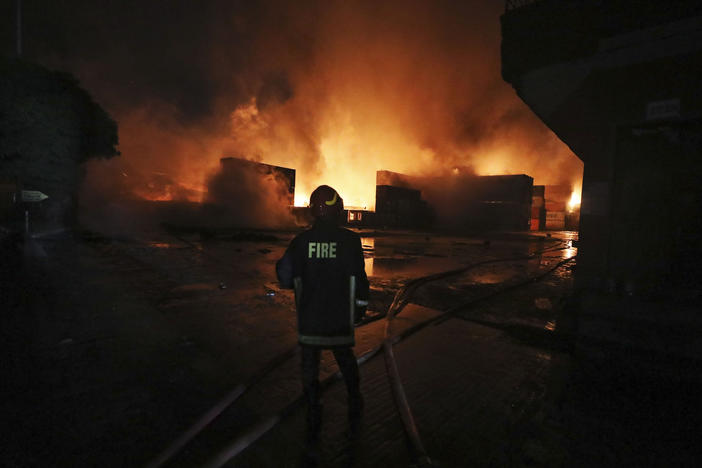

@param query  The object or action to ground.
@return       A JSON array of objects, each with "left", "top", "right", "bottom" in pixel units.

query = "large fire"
[
  {"left": 83, "top": 1, "right": 584, "bottom": 213},
  {"left": 116, "top": 94, "right": 583, "bottom": 209}
]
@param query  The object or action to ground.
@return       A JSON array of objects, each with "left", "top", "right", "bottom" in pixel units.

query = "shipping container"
[
  {"left": 545, "top": 219, "right": 566, "bottom": 230},
  {"left": 375, "top": 185, "right": 421, "bottom": 213},
  {"left": 545, "top": 201, "right": 566, "bottom": 212},
  {"left": 546, "top": 211, "right": 566, "bottom": 220},
  {"left": 376, "top": 170, "right": 532, "bottom": 231},
  {"left": 545, "top": 210, "right": 566, "bottom": 230},
  {"left": 375, "top": 185, "right": 431, "bottom": 228},
  {"left": 544, "top": 185, "right": 571, "bottom": 203}
]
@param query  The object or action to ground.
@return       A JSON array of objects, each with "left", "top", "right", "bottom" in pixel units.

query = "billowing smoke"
[
  {"left": 205, "top": 159, "right": 295, "bottom": 230},
  {"left": 13, "top": 0, "right": 583, "bottom": 220}
]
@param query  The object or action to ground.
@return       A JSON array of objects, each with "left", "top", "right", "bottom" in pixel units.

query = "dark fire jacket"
[{"left": 277, "top": 219, "right": 369, "bottom": 347}]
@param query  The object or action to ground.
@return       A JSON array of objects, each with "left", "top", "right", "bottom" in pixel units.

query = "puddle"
[
  {"left": 452, "top": 265, "right": 523, "bottom": 285},
  {"left": 361, "top": 233, "right": 576, "bottom": 282},
  {"left": 361, "top": 236, "right": 466, "bottom": 278},
  {"left": 461, "top": 270, "right": 514, "bottom": 285},
  {"left": 364, "top": 257, "right": 374, "bottom": 275},
  {"left": 562, "top": 243, "right": 578, "bottom": 259},
  {"left": 150, "top": 242, "right": 175, "bottom": 249},
  {"left": 364, "top": 256, "right": 462, "bottom": 278}
]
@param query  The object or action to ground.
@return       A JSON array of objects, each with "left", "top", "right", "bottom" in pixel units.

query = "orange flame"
[
  {"left": 567, "top": 188, "right": 582, "bottom": 212},
  {"left": 82, "top": 2, "right": 585, "bottom": 214},
  {"left": 117, "top": 96, "right": 584, "bottom": 209}
]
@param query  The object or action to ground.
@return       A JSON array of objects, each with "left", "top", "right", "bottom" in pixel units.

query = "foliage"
[{"left": 0, "top": 58, "right": 119, "bottom": 184}]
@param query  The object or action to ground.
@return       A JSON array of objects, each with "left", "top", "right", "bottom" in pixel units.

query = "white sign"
[
  {"left": 21, "top": 190, "right": 49, "bottom": 202},
  {"left": 646, "top": 98, "right": 680, "bottom": 121}
]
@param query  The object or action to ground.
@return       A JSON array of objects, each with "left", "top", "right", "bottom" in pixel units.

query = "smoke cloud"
[
  {"left": 10, "top": 0, "right": 583, "bottom": 218},
  {"left": 205, "top": 159, "right": 296, "bottom": 230}
]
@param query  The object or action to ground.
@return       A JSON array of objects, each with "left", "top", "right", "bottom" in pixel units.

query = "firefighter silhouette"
[{"left": 277, "top": 185, "right": 368, "bottom": 464}]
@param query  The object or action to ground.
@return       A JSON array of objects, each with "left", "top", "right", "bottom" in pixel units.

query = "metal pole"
[
  {"left": 25, "top": 209, "right": 29, "bottom": 236},
  {"left": 16, "top": 0, "right": 22, "bottom": 57}
]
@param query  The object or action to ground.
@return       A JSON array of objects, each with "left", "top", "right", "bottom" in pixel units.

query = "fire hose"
[{"left": 381, "top": 254, "right": 577, "bottom": 467}]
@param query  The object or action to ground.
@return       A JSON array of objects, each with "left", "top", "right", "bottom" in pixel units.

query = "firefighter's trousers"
[{"left": 301, "top": 345, "right": 361, "bottom": 440}]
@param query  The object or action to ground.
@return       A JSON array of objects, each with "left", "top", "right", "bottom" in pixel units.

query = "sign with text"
[{"left": 21, "top": 190, "right": 49, "bottom": 202}]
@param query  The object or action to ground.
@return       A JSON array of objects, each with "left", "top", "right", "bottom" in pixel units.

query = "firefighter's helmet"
[{"left": 309, "top": 185, "right": 344, "bottom": 220}]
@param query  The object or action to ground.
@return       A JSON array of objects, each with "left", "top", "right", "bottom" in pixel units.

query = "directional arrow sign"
[{"left": 21, "top": 190, "right": 49, "bottom": 202}]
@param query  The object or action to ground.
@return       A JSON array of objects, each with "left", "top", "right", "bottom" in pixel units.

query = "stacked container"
[{"left": 530, "top": 185, "right": 546, "bottom": 230}]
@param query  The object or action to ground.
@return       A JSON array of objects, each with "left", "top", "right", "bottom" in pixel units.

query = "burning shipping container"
[
  {"left": 376, "top": 170, "right": 532, "bottom": 231},
  {"left": 375, "top": 184, "right": 433, "bottom": 228},
  {"left": 530, "top": 185, "right": 546, "bottom": 230},
  {"left": 543, "top": 184, "right": 580, "bottom": 230}
]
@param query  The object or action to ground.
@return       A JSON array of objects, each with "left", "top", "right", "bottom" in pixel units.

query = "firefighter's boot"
[
  {"left": 305, "top": 403, "right": 323, "bottom": 446},
  {"left": 301, "top": 403, "right": 322, "bottom": 467},
  {"left": 348, "top": 394, "right": 364, "bottom": 439}
]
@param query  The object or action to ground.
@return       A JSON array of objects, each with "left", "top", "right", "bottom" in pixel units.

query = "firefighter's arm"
[
  {"left": 353, "top": 236, "right": 370, "bottom": 323},
  {"left": 276, "top": 242, "right": 295, "bottom": 289}
]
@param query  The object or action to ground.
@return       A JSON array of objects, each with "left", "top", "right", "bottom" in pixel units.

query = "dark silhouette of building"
[
  {"left": 502, "top": 0, "right": 702, "bottom": 358},
  {"left": 0, "top": 58, "right": 118, "bottom": 230}
]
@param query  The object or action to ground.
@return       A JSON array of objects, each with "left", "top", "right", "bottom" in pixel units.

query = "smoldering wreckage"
[{"left": 67, "top": 155, "right": 579, "bottom": 235}]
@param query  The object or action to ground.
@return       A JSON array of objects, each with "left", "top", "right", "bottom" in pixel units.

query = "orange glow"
[
  {"left": 132, "top": 183, "right": 206, "bottom": 203},
  {"left": 294, "top": 194, "right": 309, "bottom": 207},
  {"left": 96, "top": 3, "right": 585, "bottom": 212},
  {"left": 133, "top": 189, "right": 173, "bottom": 202},
  {"left": 568, "top": 188, "right": 582, "bottom": 211},
  {"left": 116, "top": 96, "right": 583, "bottom": 208}
]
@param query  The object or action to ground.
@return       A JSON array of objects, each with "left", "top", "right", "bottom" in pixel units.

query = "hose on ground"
[{"left": 153, "top": 240, "right": 573, "bottom": 467}]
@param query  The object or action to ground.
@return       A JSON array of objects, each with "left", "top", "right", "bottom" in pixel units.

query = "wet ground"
[{"left": 2, "top": 227, "right": 699, "bottom": 467}]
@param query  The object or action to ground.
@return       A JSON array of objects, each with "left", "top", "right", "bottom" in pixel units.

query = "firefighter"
[{"left": 276, "top": 185, "right": 368, "bottom": 463}]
